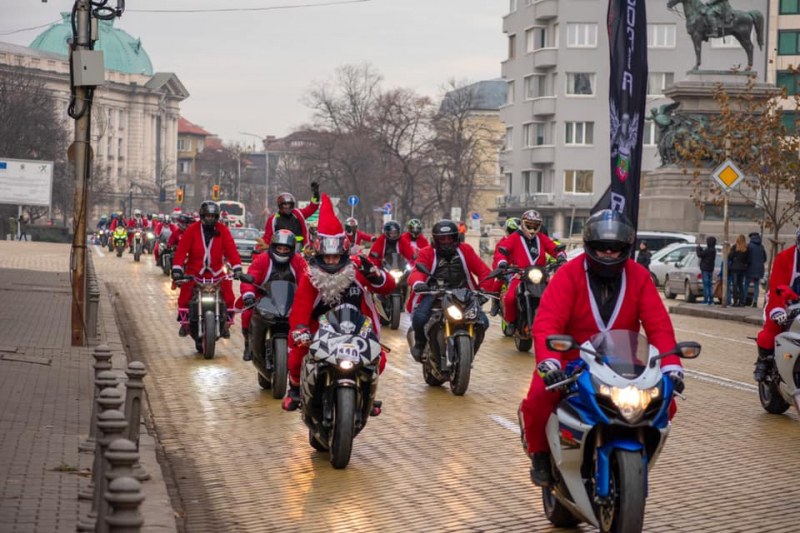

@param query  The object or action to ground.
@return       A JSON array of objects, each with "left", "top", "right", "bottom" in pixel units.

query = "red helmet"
[
  {"left": 520, "top": 209, "right": 543, "bottom": 238},
  {"left": 276, "top": 192, "right": 296, "bottom": 207}
]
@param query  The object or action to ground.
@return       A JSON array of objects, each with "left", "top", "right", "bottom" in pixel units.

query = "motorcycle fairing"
[{"left": 595, "top": 440, "right": 644, "bottom": 499}]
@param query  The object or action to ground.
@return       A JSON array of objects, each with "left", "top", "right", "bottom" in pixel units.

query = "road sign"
[
  {"left": 471, "top": 212, "right": 480, "bottom": 220},
  {"left": 0, "top": 158, "right": 54, "bottom": 206},
  {"left": 348, "top": 195, "right": 359, "bottom": 207},
  {"left": 711, "top": 159, "right": 745, "bottom": 192},
  {"left": 383, "top": 202, "right": 392, "bottom": 215},
  {"left": 450, "top": 207, "right": 462, "bottom": 222}
]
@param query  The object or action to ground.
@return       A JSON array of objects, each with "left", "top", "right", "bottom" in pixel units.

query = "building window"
[
  {"left": 506, "top": 172, "right": 513, "bottom": 194},
  {"left": 777, "top": 71, "right": 800, "bottom": 96},
  {"left": 179, "top": 160, "right": 190, "bottom": 174},
  {"left": 779, "top": 31, "right": 800, "bottom": 55},
  {"left": 536, "top": 123, "right": 547, "bottom": 145},
  {"left": 642, "top": 120, "right": 658, "bottom": 146},
  {"left": 566, "top": 23, "right": 597, "bottom": 48},
  {"left": 565, "top": 122, "right": 594, "bottom": 145},
  {"left": 508, "top": 34, "right": 517, "bottom": 60},
  {"left": 522, "top": 123, "right": 534, "bottom": 147},
  {"left": 709, "top": 37, "right": 740, "bottom": 49},
  {"left": 506, "top": 80, "right": 515, "bottom": 105},
  {"left": 566, "top": 72, "right": 595, "bottom": 96},
  {"left": 647, "top": 72, "right": 674, "bottom": 96},
  {"left": 509, "top": 0, "right": 517, "bottom": 12},
  {"left": 525, "top": 75, "right": 547, "bottom": 99},
  {"left": 526, "top": 27, "right": 547, "bottom": 52},
  {"left": 782, "top": 111, "right": 799, "bottom": 133},
  {"left": 780, "top": 0, "right": 800, "bottom": 14},
  {"left": 568, "top": 216, "right": 587, "bottom": 236},
  {"left": 564, "top": 170, "right": 593, "bottom": 194},
  {"left": 178, "top": 139, "right": 187, "bottom": 151},
  {"left": 522, "top": 170, "right": 546, "bottom": 193},
  {"left": 647, "top": 24, "right": 676, "bottom": 48},
  {"left": 504, "top": 127, "right": 513, "bottom": 151}
]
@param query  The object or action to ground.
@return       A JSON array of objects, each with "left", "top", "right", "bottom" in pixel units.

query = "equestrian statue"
[{"left": 667, "top": 0, "right": 764, "bottom": 70}]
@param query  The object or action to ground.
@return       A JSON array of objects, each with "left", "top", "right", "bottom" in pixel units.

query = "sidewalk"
[
  {"left": 0, "top": 242, "right": 176, "bottom": 532},
  {"left": 669, "top": 300, "right": 765, "bottom": 326}
]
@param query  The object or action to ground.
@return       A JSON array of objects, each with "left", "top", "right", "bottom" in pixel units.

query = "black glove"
[
  {"left": 243, "top": 295, "right": 256, "bottom": 308},
  {"left": 358, "top": 258, "right": 382, "bottom": 284},
  {"left": 538, "top": 360, "right": 566, "bottom": 389},
  {"left": 426, "top": 276, "right": 439, "bottom": 288},
  {"left": 311, "top": 181, "right": 320, "bottom": 200},
  {"left": 233, "top": 267, "right": 242, "bottom": 280},
  {"left": 171, "top": 268, "right": 183, "bottom": 281},
  {"left": 556, "top": 253, "right": 567, "bottom": 265},
  {"left": 668, "top": 371, "right": 685, "bottom": 394}
]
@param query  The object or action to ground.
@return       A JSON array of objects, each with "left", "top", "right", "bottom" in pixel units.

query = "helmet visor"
[
  {"left": 586, "top": 240, "right": 629, "bottom": 254},
  {"left": 523, "top": 220, "right": 541, "bottom": 232}
]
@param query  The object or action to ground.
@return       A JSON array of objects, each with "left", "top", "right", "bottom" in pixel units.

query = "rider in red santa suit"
[
  {"left": 490, "top": 209, "right": 566, "bottom": 333},
  {"left": 282, "top": 194, "right": 396, "bottom": 412},
  {"left": 261, "top": 182, "right": 320, "bottom": 249},
  {"left": 239, "top": 230, "right": 307, "bottom": 361},
  {"left": 171, "top": 202, "right": 243, "bottom": 342},
  {"left": 754, "top": 228, "right": 800, "bottom": 382},
  {"left": 399, "top": 219, "right": 429, "bottom": 256},
  {"left": 344, "top": 217, "right": 375, "bottom": 253},
  {"left": 368, "top": 220, "right": 417, "bottom": 267},
  {"left": 520, "top": 209, "right": 684, "bottom": 487},
  {"left": 126, "top": 209, "right": 149, "bottom": 252}
]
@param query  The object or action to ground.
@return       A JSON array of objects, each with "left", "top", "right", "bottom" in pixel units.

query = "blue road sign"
[
  {"left": 348, "top": 195, "right": 359, "bottom": 206},
  {"left": 383, "top": 202, "right": 392, "bottom": 215},
  {"left": 471, "top": 212, "right": 480, "bottom": 220}
]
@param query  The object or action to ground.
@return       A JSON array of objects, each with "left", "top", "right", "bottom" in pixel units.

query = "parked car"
[
  {"left": 648, "top": 242, "right": 719, "bottom": 286},
  {"left": 231, "top": 227, "right": 262, "bottom": 263},
  {"left": 663, "top": 250, "right": 754, "bottom": 304}
]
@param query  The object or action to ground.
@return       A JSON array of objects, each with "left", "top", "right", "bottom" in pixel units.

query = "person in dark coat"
[
  {"left": 636, "top": 241, "right": 651, "bottom": 270},
  {"left": 697, "top": 236, "right": 717, "bottom": 305},
  {"left": 728, "top": 234, "right": 750, "bottom": 307},
  {"left": 746, "top": 232, "right": 767, "bottom": 307}
]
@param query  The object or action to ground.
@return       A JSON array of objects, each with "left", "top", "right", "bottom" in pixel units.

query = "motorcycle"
[
  {"left": 375, "top": 252, "right": 409, "bottom": 330},
  {"left": 177, "top": 272, "right": 252, "bottom": 359},
  {"left": 144, "top": 230, "right": 157, "bottom": 255},
  {"left": 112, "top": 227, "right": 128, "bottom": 257},
  {"left": 132, "top": 229, "right": 144, "bottom": 262},
  {"left": 97, "top": 228, "right": 109, "bottom": 247},
  {"left": 249, "top": 279, "right": 295, "bottom": 399},
  {"left": 759, "top": 286, "right": 800, "bottom": 416},
  {"left": 405, "top": 263, "right": 487, "bottom": 396},
  {"left": 300, "top": 304, "right": 383, "bottom": 469},
  {"left": 526, "top": 331, "right": 700, "bottom": 532}
]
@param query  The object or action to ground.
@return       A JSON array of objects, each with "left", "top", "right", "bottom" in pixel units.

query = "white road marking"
[
  {"left": 684, "top": 369, "right": 757, "bottom": 393},
  {"left": 93, "top": 245, "right": 105, "bottom": 257},
  {"left": 490, "top": 414, "right": 521, "bottom": 435},
  {"left": 385, "top": 364, "right": 413, "bottom": 378},
  {"left": 674, "top": 326, "right": 754, "bottom": 347}
]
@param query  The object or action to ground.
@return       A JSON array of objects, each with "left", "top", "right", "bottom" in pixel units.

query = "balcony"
[
  {"left": 530, "top": 145, "right": 555, "bottom": 164},
  {"left": 534, "top": 0, "right": 558, "bottom": 20},
  {"left": 533, "top": 47, "right": 557, "bottom": 69},
  {"left": 531, "top": 96, "right": 556, "bottom": 116},
  {"left": 495, "top": 193, "right": 556, "bottom": 209}
]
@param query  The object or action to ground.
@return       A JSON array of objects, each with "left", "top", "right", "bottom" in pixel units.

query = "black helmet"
[
  {"left": 270, "top": 229, "right": 296, "bottom": 264},
  {"left": 582, "top": 209, "right": 635, "bottom": 278},
  {"left": 406, "top": 218, "right": 422, "bottom": 237},
  {"left": 431, "top": 219, "right": 459, "bottom": 258},
  {"left": 178, "top": 213, "right": 194, "bottom": 229},
  {"left": 345, "top": 217, "right": 358, "bottom": 236},
  {"left": 311, "top": 234, "right": 351, "bottom": 274},
  {"left": 199, "top": 201, "right": 220, "bottom": 227},
  {"left": 383, "top": 220, "right": 401, "bottom": 242}
]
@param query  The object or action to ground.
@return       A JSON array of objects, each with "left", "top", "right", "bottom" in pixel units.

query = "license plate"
[{"left": 335, "top": 343, "right": 359, "bottom": 362}]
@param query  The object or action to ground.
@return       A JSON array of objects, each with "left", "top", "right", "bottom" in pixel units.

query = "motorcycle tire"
[
  {"left": 202, "top": 310, "right": 216, "bottom": 360},
  {"left": 514, "top": 334, "right": 533, "bottom": 352},
  {"left": 257, "top": 373, "right": 271, "bottom": 390},
  {"left": 134, "top": 245, "right": 142, "bottom": 263},
  {"left": 542, "top": 487, "right": 580, "bottom": 528},
  {"left": 116, "top": 247, "right": 123, "bottom": 258},
  {"left": 596, "top": 450, "right": 645, "bottom": 533},
  {"left": 390, "top": 296, "right": 402, "bottom": 330},
  {"left": 330, "top": 387, "right": 356, "bottom": 469},
  {"left": 108, "top": 242, "right": 114, "bottom": 252},
  {"left": 758, "top": 380, "right": 790, "bottom": 414},
  {"left": 449, "top": 336, "right": 473, "bottom": 396},
  {"left": 271, "top": 337, "right": 288, "bottom": 400},
  {"left": 501, "top": 319, "right": 513, "bottom": 337},
  {"left": 309, "top": 429, "right": 329, "bottom": 452},
  {"left": 422, "top": 363, "right": 445, "bottom": 386}
]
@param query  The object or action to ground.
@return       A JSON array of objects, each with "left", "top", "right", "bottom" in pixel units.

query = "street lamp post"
[{"left": 239, "top": 131, "right": 267, "bottom": 215}]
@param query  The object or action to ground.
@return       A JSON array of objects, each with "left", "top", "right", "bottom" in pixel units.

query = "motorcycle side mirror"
[
  {"left": 416, "top": 263, "right": 432, "bottom": 276},
  {"left": 649, "top": 341, "right": 701, "bottom": 367},
  {"left": 484, "top": 268, "right": 502, "bottom": 281},
  {"left": 554, "top": 243, "right": 567, "bottom": 253},
  {"left": 546, "top": 335, "right": 577, "bottom": 353}
]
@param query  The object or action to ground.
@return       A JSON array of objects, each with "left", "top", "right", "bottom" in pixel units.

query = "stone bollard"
[
  {"left": 86, "top": 281, "right": 100, "bottom": 340},
  {"left": 79, "top": 346, "right": 114, "bottom": 453},
  {"left": 124, "top": 361, "right": 150, "bottom": 481},
  {"left": 78, "top": 373, "right": 120, "bottom": 501},
  {"left": 94, "top": 410, "right": 128, "bottom": 533},
  {"left": 105, "top": 477, "right": 144, "bottom": 533}
]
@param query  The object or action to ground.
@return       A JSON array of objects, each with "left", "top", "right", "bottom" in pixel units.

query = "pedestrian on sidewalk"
[
  {"left": 729, "top": 234, "right": 750, "bottom": 307},
  {"left": 696, "top": 235, "right": 717, "bottom": 305},
  {"left": 18, "top": 215, "right": 28, "bottom": 241},
  {"left": 746, "top": 232, "right": 767, "bottom": 308},
  {"left": 636, "top": 241, "right": 651, "bottom": 271}
]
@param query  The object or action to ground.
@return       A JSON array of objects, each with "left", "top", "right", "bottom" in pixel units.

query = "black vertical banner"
[{"left": 605, "top": 0, "right": 648, "bottom": 230}]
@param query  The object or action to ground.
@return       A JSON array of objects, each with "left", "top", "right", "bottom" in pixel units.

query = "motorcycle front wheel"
[
  {"left": 390, "top": 295, "right": 402, "bottom": 330},
  {"left": 271, "top": 337, "right": 288, "bottom": 400},
  {"left": 514, "top": 332, "right": 532, "bottom": 352},
  {"left": 596, "top": 450, "right": 645, "bottom": 533},
  {"left": 202, "top": 310, "right": 216, "bottom": 360},
  {"left": 134, "top": 244, "right": 142, "bottom": 262},
  {"left": 542, "top": 487, "right": 580, "bottom": 528},
  {"left": 758, "top": 380, "right": 790, "bottom": 414},
  {"left": 330, "top": 387, "right": 356, "bottom": 469},
  {"left": 501, "top": 319, "right": 513, "bottom": 337},
  {"left": 422, "top": 363, "right": 445, "bottom": 386},
  {"left": 449, "top": 335, "right": 473, "bottom": 396}
]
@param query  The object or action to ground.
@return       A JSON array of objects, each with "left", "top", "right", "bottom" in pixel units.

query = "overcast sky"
[{"left": 2, "top": 0, "right": 506, "bottom": 145}]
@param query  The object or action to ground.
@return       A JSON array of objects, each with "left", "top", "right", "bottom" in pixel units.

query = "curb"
[{"left": 669, "top": 303, "right": 764, "bottom": 326}]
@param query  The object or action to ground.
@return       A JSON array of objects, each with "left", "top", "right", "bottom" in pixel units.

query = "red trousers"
[
  {"left": 520, "top": 371, "right": 677, "bottom": 454},
  {"left": 757, "top": 319, "right": 781, "bottom": 351},
  {"left": 177, "top": 279, "right": 235, "bottom": 310},
  {"left": 503, "top": 278, "right": 521, "bottom": 325},
  {"left": 288, "top": 339, "right": 387, "bottom": 384}
]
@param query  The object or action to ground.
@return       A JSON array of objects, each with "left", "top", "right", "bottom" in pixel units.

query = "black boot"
[
  {"left": 754, "top": 346, "right": 774, "bottom": 383},
  {"left": 411, "top": 328, "right": 426, "bottom": 362},
  {"left": 282, "top": 384, "right": 301, "bottom": 411},
  {"left": 530, "top": 452, "right": 554, "bottom": 488},
  {"left": 490, "top": 298, "right": 501, "bottom": 317},
  {"left": 242, "top": 328, "right": 252, "bottom": 361}
]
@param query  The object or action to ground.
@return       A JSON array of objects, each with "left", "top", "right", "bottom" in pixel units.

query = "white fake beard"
[{"left": 308, "top": 261, "right": 356, "bottom": 307}]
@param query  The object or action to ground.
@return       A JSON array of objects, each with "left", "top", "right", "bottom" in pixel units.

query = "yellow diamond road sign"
[{"left": 711, "top": 159, "right": 745, "bottom": 192}]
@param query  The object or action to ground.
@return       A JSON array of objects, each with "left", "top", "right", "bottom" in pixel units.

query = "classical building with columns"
[{"left": 0, "top": 12, "right": 188, "bottom": 216}]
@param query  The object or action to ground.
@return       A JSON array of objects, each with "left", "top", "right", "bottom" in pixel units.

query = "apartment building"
[{"left": 497, "top": 0, "right": 767, "bottom": 238}]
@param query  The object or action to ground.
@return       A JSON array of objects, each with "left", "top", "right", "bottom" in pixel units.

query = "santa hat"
[{"left": 315, "top": 193, "right": 345, "bottom": 238}]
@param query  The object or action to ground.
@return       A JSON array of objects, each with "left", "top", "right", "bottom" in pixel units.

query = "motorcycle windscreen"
[
  {"left": 266, "top": 280, "right": 295, "bottom": 317},
  {"left": 384, "top": 252, "right": 407, "bottom": 271},
  {"left": 323, "top": 303, "right": 366, "bottom": 335},
  {"left": 588, "top": 330, "right": 648, "bottom": 379}
]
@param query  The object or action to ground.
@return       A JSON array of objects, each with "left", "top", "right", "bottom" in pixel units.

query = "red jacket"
[
  {"left": 173, "top": 222, "right": 242, "bottom": 277},
  {"left": 127, "top": 217, "right": 149, "bottom": 230},
  {"left": 493, "top": 231, "right": 560, "bottom": 269},
  {"left": 262, "top": 201, "right": 319, "bottom": 244},
  {"left": 765, "top": 245, "right": 799, "bottom": 320},
  {"left": 369, "top": 234, "right": 417, "bottom": 266},
  {"left": 240, "top": 253, "right": 307, "bottom": 300},
  {"left": 289, "top": 256, "right": 396, "bottom": 336},
  {"left": 347, "top": 230, "right": 375, "bottom": 246},
  {"left": 167, "top": 227, "right": 184, "bottom": 248},
  {"left": 407, "top": 243, "right": 492, "bottom": 311},
  {"left": 400, "top": 232, "right": 429, "bottom": 255},
  {"left": 532, "top": 257, "right": 681, "bottom": 372}
]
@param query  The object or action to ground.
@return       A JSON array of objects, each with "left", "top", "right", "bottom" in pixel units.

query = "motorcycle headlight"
[
  {"left": 201, "top": 296, "right": 216, "bottom": 304},
  {"left": 464, "top": 305, "right": 478, "bottom": 320},
  {"left": 338, "top": 360, "right": 355, "bottom": 370},
  {"left": 528, "top": 269, "right": 544, "bottom": 284},
  {"left": 446, "top": 305, "right": 463, "bottom": 321},
  {"left": 389, "top": 269, "right": 403, "bottom": 281},
  {"left": 598, "top": 384, "right": 660, "bottom": 423},
  {"left": 147, "top": 232, "right": 155, "bottom": 239}
]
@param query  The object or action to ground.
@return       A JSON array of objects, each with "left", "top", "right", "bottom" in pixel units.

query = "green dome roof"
[{"left": 30, "top": 12, "right": 153, "bottom": 75}]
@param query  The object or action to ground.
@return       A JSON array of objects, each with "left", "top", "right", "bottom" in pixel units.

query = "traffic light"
[
  {"left": 176, "top": 187, "right": 184, "bottom": 205},
  {"left": 211, "top": 184, "right": 220, "bottom": 201}
]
